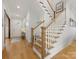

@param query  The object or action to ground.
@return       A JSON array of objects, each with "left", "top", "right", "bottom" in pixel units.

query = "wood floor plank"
[
  {"left": 3, "top": 39, "right": 38, "bottom": 59},
  {"left": 52, "top": 40, "right": 76, "bottom": 59},
  {"left": 3, "top": 39, "right": 76, "bottom": 59},
  {"left": 2, "top": 48, "right": 8, "bottom": 59}
]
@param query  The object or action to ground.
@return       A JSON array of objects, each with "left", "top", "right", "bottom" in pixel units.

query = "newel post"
[
  {"left": 41, "top": 26, "right": 46, "bottom": 59},
  {"left": 31, "top": 27, "right": 34, "bottom": 48}
]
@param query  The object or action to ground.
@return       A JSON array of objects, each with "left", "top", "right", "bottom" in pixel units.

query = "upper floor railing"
[{"left": 33, "top": 20, "right": 45, "bottom": 30}]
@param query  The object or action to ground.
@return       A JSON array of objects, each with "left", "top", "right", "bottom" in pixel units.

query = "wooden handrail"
[
  {"left": 47, "top": 0, "right": 55, "bottom": 12},
  {"left": 45, "top": 9, "right": 63, "bottom": 29},
  {"left": 33, "top": 20, "right": 45, "bottom": 30},
  {"left": 31, "top": 20, "right": 44, "bottom": 48},
  {"left": 46, "top": 21, "right": 53, "bottom": 29},
  {"left": 4, "top": 9, "right": 11, "bottom": 39},
  {"left": 56, "top": 1, "right": 63, "bottom": 6},
  {"left": 56, "top": 1, "right": 64, "bottom": 13},
  {"left": 47, "top": 0, "right": 56, "bottom": 18}
]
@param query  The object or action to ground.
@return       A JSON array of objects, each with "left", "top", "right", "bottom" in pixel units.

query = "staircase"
[
  {"left": 37, "top": 0, "right": 64, "bottom": 19},
  {"left": 31, "top": 0, "right": 75, "bottom": 59}
]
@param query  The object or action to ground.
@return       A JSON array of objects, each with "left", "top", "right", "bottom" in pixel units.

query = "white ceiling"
[
  {"left": 3, "top": 0, "right": 76, "bottom": 20},
  {"left": 3, "top": 0, "right": 43, "bottom": 20}
]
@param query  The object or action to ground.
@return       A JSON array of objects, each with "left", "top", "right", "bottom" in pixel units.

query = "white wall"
[
  {"left": 3, "top": 0, "right": 44, "bottom": 43},
  {"left": 3, "top": 0, "right": 76, "bottom": 43},
  {"left": 65, "top": 0, "right": 76, "bottom": 26},
  {"left": 2, "top": 4, "right": 5, "bottom": 48},
  {"left": 11, "top": 19, "right": 22, "bottom": 38},
  {"left": 24, "top": 11, "right": 44, "bottom": 42}
]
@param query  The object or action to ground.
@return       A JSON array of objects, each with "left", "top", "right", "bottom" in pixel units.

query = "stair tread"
[
  {"left": 35, "top": 39, "right": 55, "bottom": 49},
  {"left": 53, "top": 36, "right": 60, "bottom": 38},
  {"left": 53, "top": 32, "right": 62, "bottom": 34},
  {"left": 34, "top": 44, "right": 50, "bottom": 57}
]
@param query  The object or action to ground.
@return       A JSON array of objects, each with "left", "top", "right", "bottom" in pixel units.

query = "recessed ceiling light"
[
  {"left": 26, "top": 22, "right": 29, "bottom": 26},
  {"left": 16, "top": 14, "right": 19, "bottom": 17},
  {"left": 17, "top": 5, "right": 20, "bottom": 8}
]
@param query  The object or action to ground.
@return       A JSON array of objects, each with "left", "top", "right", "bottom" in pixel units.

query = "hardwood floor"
[
  {"left": 2, "top": 48, "right": 8, "bottom": 59},
  {"left": 52, "top": 40, "right": 76, "bottom": 59},
  {"left": 3, "top": 39, "right": 38, "bottom": 59},
  {"left": 2, "top": 39, "right": 76, "bottom": 59}
]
